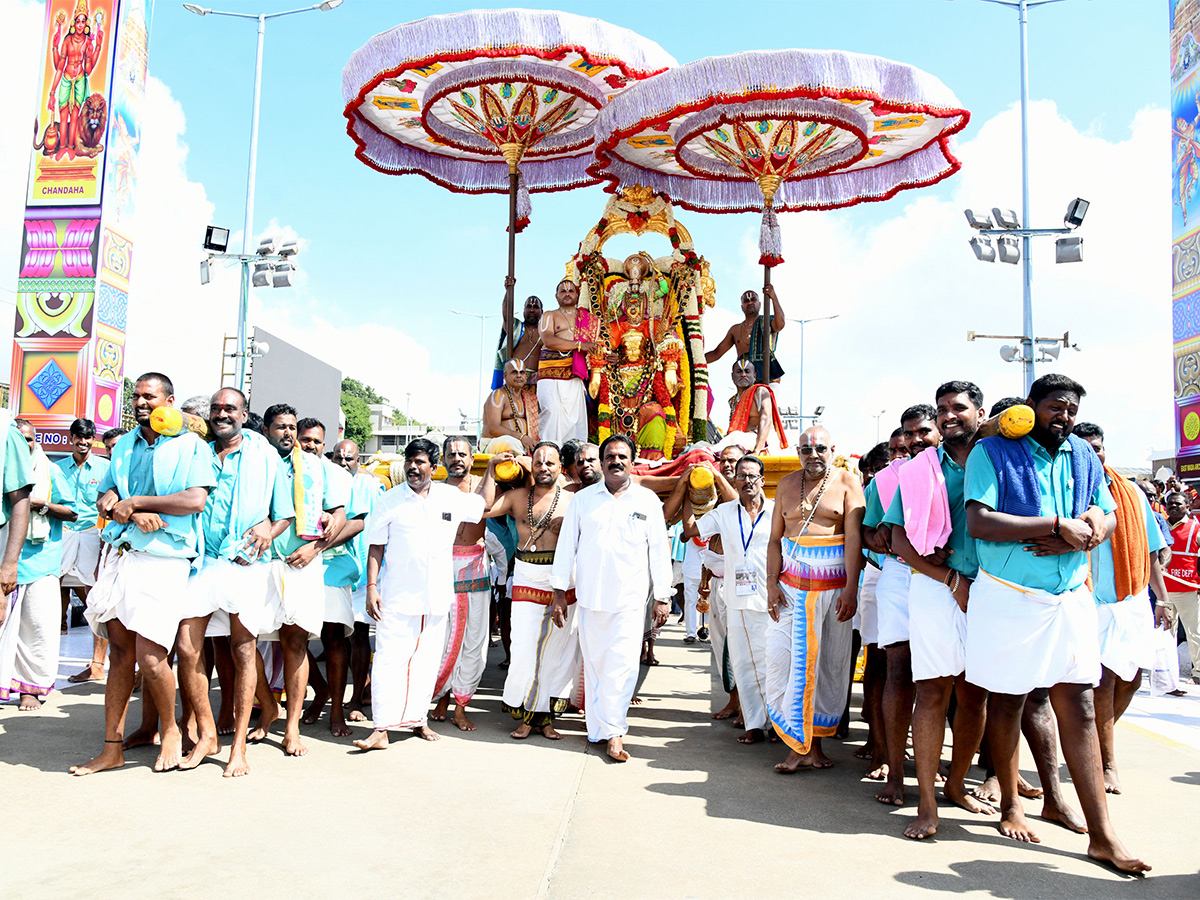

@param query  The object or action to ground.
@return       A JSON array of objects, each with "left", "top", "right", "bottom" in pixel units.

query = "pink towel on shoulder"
[
  {"left": 897, "top": 446, "right": 952, "bottom": 556},
  {"left": 873, "top": 458, "right": 906, "bottom": 512}
]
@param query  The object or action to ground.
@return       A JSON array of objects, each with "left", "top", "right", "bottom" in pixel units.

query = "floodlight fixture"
[
  {"left": 1055, "top": 236, "right": 1083, "bottom": 263},
  {"left": 991, "top": 208, "right": 1020, "bottom": 229},
  {"left": 256, "top": 237, "right": 276, "bottom": 256},
  {"left": 251, "top": 260, "right": 271, "bottom": 287},
  {"left": 203, "top": 225, "right": 229, "bottom": 252},
  {"left": 183, "top": 4, "right": 209, "bottom": 15},
  {"left": 997, "top": 234, "right": 1021, "bottom": 264},
  {"left": 1064, "top": 197, "right": 1089, "bottom": 228},
  {"left": 970, "top": 236, "right": 996, "bottom": 263},
  {"left": 317, "top": 0, "right": 343, "bottom": 9},
  {"left": 200, "top": 258, "right": 210, "bottom": 285},
  {"left": 964, "top": 209, "right": 993, "bottom": 230},
  {"left": 999, "top": 344, "right": 1024, "bottom": 363},
  {"left": 271, "top": 261, "right": 294, "bottom": 288},
  {"left": 278, "top": 240, "right": 298, "bottom": 257}
]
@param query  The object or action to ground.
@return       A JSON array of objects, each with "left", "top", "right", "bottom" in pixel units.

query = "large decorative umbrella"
[
  {"left": 589, "top": 50, "right": 969, "bottom": 380},
  {"left": 342, "top": 8, "right": 675, "bottom": 354}
]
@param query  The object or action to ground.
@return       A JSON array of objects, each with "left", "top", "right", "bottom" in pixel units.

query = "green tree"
[
  {"left": 341, "top": 377, "right": 388, "bottom": 406},
  {"left": 341, "top": 392, "right": 373, "bottom": 448}
]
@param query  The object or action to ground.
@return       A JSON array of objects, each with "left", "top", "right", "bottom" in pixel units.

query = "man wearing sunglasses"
[{"left": 766, "top": 427, "right": 865, "bottom": 772}]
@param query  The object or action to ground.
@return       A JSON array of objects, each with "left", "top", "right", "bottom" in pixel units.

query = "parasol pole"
[
  {"left": 500, "top": 142, "right": 526, "bottom": 360},
  {"left": 757, "top": 174, "right": 782, "bottom": 385}
]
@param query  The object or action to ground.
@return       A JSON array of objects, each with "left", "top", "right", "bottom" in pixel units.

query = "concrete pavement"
[{"left": 1, "top": 622, "right": 1198, "bottom": 899}]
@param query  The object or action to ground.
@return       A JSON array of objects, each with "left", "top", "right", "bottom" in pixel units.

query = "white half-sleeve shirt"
[
  {"left": 367, "top": 481, "right": 485, "bottom": 616},
  {"left": 698, "top": 498, "right": 773, "bottom": 613}
]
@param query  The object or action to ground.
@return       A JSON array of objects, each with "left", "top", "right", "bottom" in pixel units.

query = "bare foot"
[
  {"left": 511, "top": 723, "right": 533, "bottom": 740},
  {"left": 541, "top": 723, "right": 562, "bottom": 740},
  {"left": 282, "top": 732, "right": 308, "bottom": 757},
  {"left": 854, "top": 745, "right": 873, "bottom": 759},
  {"left": 629, "top": 695, "right": 643, "bottom": 706},
  {"left": 70, "top": 744, "right": 125, "bottom": 776},
  {"left": 606, "top": 737, "right": 629, "bottom": 761},
  {"left": 430, "top": 694, "right": 450, "bottom": 722},
  {"left": 641, "top": 651, "right": 658, "bottom": 666},
  {"left": 732, "top": 714, "right": 744, "bottom": 728},
  {"left": 1102, "top": 763, "right": 1122, "bottom": 795},
  {"left": 451, "top": 706, "right": 476, "bottom": 732},
  {"left": 122, "top": 727, "right": 159, "bottom": 750},
  {"left": 998, "top": 807, "right": 1041, "bottom": 843},
  {"left": 413, "top": 725, "right": 440, "bottom": 741},
  {"left": 179, "top": 734, "right": 221, "bottom": 770},
  {"left": 248, "top": 695, "right": 280, "bottom": 742},
  {"left": 904, "top": 806, "right": 939, "bottom": 840},
  {"left": 1017, "top": 774, "right": 1043, "bottom": 798},
  {"left": 713, "top": 700, "right": 740, "bottom": 720},
  {"left": 301, "top": 686, "right": 329, "bottom": 726},
  {"left": 972, "top": 774, "right": 1000, "bottom": 803},
  {"left": 346, "top": 704, "right": 367, "bottom": 722},
  {"left": 223, "top": 747, "right": 250, "bottom": 777},
  {"left": 1041, "top": 798, "right": 1088, "bottom": 834},
  {"left": 67, "top": 662, "right": 105, "bottom": 683},
  {"left": 353, "top": 730, "right": 389, "bottom": 751},
  {"left": 875, "top": 779, "right": 905, "bottom": 805},
  {"left": 18, "top": 694, "right": 43, "bottom": 711},
  {"left": 775, "top": 750, "right": 814, "bottom": 774},
  {"left": 1087, "top": 837, "right": 1151, "bottom": 874},
  {"left": 866, "top": 762, "right": 889, "bottom": 782},
  {"left": 945, "top": 781, "right": 996, "bottom": 815},
  {"left": 154, "top": 730, "right": 183, "bottom": 772},
  {"left": 216, "top": 714, "right": 235, "bottom": 736},
  {"left": 330, "top": 711, "right": 351, "bottom": 738},
  {"left": 738, "top": 728, "right": 765, "bottom": 744}
]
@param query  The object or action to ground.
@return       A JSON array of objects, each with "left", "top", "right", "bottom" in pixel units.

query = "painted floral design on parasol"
[{"left": 589, "top": 49, "right": 970, "bottom": 266}]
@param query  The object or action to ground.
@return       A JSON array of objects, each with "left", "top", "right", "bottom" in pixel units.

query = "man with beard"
[
  {"left": 723, "top": 359, "right": 786, "bottom": 455},
  {"left": 259, "top": 407, "right": 347, "bottom": 757},
  {"left": 173, "top": 388, "right": 292, "bottom": 776},
  {"left": 430, "top": 438, "right": 491, "bottom": 732},
  {"left": 704, "top": 285, "right": 786, "bottom": 384},
  {"left": 566, "top": 442, "right": 601, "bottom": 492},
  {"left": 766, "top": 426, "right": 864, "bottom": 771},
  {"left": 354, "top": 438, "right": 484, "bottom": 751},
  {"left": 551, "top": 435, "right": 671, "bottom": 761},
  {"left": 480, "top": 443, "right": 578, "bottom": 739},
  {"left": 884, "top": 382, "right": 992, "bottom": 838},
  {"left": 493, "top": 295, "right": 544, "bottom": 389},
  {"left": 537, "top": 280, "right": 601, "bottom": 445},
  {"left": 964, "top": 374, "right": 1148, "bottom": 873},
  {"left": 870, "top": 404, "right": 940, "bottom": 805},
  {"left": 71, "top": 373, "right": 213, "bottom": 776}
]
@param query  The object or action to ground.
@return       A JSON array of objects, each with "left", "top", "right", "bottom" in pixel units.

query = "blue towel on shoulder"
[{"left": 979, "top": 434, "right": 1103, "bottom": 518}]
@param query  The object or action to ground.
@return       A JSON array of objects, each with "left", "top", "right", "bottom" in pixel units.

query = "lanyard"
[{"left": 738, "top": 505, "right": 765, "bottom": 554}]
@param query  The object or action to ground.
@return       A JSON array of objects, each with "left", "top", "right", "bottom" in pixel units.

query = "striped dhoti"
[
  {"left": 765, "top": 534, "right": 852, "bottom": 754},
  {"left": 434, "top": 544, "right": 492, "bottom": 706}
]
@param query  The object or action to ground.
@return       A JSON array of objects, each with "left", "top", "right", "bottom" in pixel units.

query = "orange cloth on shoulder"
[
  {"left": 728, "top": 383, "right": 789, "bottom": 449},
  {"left": 1102, "top": 466, "right": 1150, "bottom": 601}
]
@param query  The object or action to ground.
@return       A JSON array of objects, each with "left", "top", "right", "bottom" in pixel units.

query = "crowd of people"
[{"left": 2, "top": 351, "right": 1192, "bottom": 877}]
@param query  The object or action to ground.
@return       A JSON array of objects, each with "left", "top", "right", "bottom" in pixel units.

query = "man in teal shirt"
[
  {"left": 58, "top": 417, "right": 110, "bottom": 684},
  {"left": 0, "top": 420, "right": 74, "bottom": 709},
  {"left": 71, "top": 373, "right": 214, "bottom": 778},
  {"left": 964, "top": 374, "right": 1147, "bottom": 874}
]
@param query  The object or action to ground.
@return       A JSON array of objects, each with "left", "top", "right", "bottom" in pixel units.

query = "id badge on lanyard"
[{"left": 737, "top": 506, "right": 765, "bottom": 596}]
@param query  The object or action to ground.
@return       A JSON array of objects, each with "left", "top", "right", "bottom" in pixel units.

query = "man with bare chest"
[
  {"left": 766, "top": 427, "right": 865, "bottom": 772},
  {"left": 537, "top": 281, "right": 601, "bottom": 445},
  {"left": 705, "top": 284, "right": 786, "bottom": 383},
  {"left": 429, "top": 438, "right": 491, "bottom": 732},
  {"left": 479, "top": 444, "right": 578, "bottom": 739}
]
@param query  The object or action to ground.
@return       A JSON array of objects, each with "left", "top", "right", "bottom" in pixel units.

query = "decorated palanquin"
[{"left": 566, "top": 185, "right": 714, "bottom": 460}]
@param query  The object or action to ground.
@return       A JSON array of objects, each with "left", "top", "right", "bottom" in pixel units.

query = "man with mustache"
[
  {"left": 354, "top": 438, "right": 484, "bottom": 751},
  {"left": 537, "top": 280, "right": 600, "bottom": 446},
  {"left": 550, "top": 434, "right": 672, "bottom": 761},
  {"left": 964, "top": 374, "right": 1147, "bottom": 873}
]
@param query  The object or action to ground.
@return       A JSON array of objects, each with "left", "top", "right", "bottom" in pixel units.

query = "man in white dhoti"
[
  {"left": 354, "top": 438, "right": 485, "bottom": 751},
  {"left": 687, "top": 455, "right": 773, "bottom": 744},
  {"left": 536, "top": 280, "right": 599, "bottom": 446},
  {"left": 57, "top": 418, "right": 110, "bottom": 685},
  {"left": 964, "top": 374, "right": 1148, "bottom": 873},
  {"left": 766, "top": 427, "right": 864, "bottom": 773},
  {"left": 173, "top": 388, "right": 293, "bottom": 776},
  {"left": 1, "top": 420, "right": 73, "bottom": 709},
  {"left": 70, "top": 372, "right": 214, "bottom": 776},
  {"left": 1074, "top": 423, "right": 1171, "bottom": 796},
  {"left": 551, "top": 434, "right": 672, "bottom": 762},
  {"left": 430, "top": 438, "right": 492, "bottom": 732},
  {"left": 883, "top": 382, "right": 992, "bottom": 839},
  {"left": 480, "top": 444, "right": 578, "bottom": 740}
]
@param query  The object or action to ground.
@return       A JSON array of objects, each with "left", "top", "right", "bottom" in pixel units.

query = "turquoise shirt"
[
  {"left": 202, "top": 444, "right": 295, "bottom": 561},
  {"left": 1092, "top": 479, "right": 1168, "bottom": 605},
  {"left": 883, "top": 446, "right": 979, "bottom": 579},
  {"left": 324, "top": 471, "right": 382, "bottom": 588},
  {"left": 861, "top": 480, "right": 885, "bottom": 569},
  {"left": 55, "top": 453, "right": 109, "bottom": 531},
  {"left": 18, "top": 467, "right": 74, "bottom": 584},
  {"left": 964, "top": 435, "right": 1116, "bottom": 593},
  {"left": 272, "top": 454, "right": 350, "bottom": 559},
  {"left": 1, "top": 424, "right": 34, "bottom": 527},
  {"left": 98, "top": 430, "right": 216, "bottom": 559},
  {"left": 863, "top": 478, "right": 887, "bottom": 529}
]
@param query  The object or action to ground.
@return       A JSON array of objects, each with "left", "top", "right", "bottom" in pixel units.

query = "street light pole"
[
  {"left": 873, "top": 409, "right": 886, "bottom": 443},
  {"left": 452, "top": 310, "right": 499, "bottom": 444},
  {"left": 790, "top": 314, "right": 838, "bottom": 421},
  {"left": 184, "top": 2, "right": 342, "bottom": 391}
]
